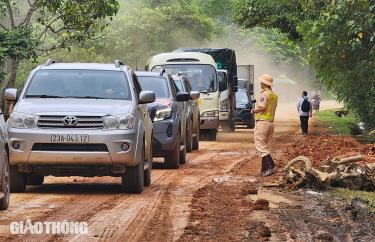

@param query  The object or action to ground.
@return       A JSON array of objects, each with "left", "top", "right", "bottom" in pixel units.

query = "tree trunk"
[
  {"left": 1, "top": 58, "right": 19, "bottom": 115},
  {"left": 7, "top": 58, "right": 19, "bottom": 89}
]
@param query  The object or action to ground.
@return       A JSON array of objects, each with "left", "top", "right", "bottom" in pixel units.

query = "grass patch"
[
  {"left": 316, "top": 109, "right": 359, "bottom": 135},
  {"left": 329, "top": 188, "right": 375, "bottom": 211}
]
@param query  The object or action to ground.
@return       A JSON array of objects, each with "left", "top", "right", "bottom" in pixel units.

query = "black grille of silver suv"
[{"left": 37, "top": 115, "right": 104, "bottom": 128}]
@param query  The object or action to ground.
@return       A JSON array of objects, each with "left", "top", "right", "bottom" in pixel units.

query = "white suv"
[{"left": 5, "top": 60, "right": 155, "bottom": 194}]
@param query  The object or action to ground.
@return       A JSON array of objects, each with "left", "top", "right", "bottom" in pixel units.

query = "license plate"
[{"left": 51, "top": 134, "right": 89, "bottom": 143}]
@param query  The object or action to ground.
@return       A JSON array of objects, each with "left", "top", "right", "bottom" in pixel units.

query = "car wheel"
[
  {"left": 144, "top": 140, "right": 152, "bottom": 187},
  {"left": 179, "top": 128, "right": 187, "bottom": 164},
  {"left": 192, "top": 126, "right": 200, "bottom": 150},
  {"left": 0, "top": 152, "right": 10, "bottom": 210},
  {"left": 122, "top": 145, "right": 144, "bottom": 194},
  {"left": 165, "top": 131, "right": 180, "bottom": 169},
  {"left": 26, "top": 175, "right": 44, "bottom": 186},
  {"left": 186, "top": 119, "right": 193, "bottom": 153},
  {"left": 10, "top": 165, "right": 26, "bottom": 193}
]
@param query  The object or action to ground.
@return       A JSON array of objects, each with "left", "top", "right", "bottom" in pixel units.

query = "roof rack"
[
  {"left": 44, "top": 59, "right": 61, "bottom": 66},
  {"left": 160, "top": 68, "right": 166, "bottom": 76},
  {"left": 115, "top": 60, "right": 124, "bottom": 68}
]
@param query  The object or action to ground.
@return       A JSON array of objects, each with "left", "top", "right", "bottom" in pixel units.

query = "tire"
[
  {"left": 208, "top": 129, "right": 217, "bottom": 141},
  {"left": 186, "top": 119, "right": 193, "bottom": 153},
  {"left": 0, "top": 153, "right": 10, "bottom": 210},
  {"left": 144, "top": 142, "right": 152, "bottom": 187},
  {"left": 192, "top": 126, "right": 200, "bottom": 150},
  {"left": 10, "top": 165, "right": 26, "bottom": 193},
  {"left": 27, "top": 175, "right": 44, "bottom": 186},
  {"left": 179, "top": 128, "right": 187, "bottom": 164},
  {"left": 165, "top": 131, "right": 180, "bottom": 169},
  {"left": 122, "top": 146, "right": 144, "bottom": 194}
]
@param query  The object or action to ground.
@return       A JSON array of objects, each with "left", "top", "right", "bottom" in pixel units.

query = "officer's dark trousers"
[{"left": 300, "top": 116, "right": 309, "bottom": 134}]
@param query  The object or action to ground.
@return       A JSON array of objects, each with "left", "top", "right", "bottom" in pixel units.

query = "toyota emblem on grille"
[{"left": 63, "top": 116, "right": 78, "bottom": 126}]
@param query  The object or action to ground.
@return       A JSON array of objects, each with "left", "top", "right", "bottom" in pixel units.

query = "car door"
[
  {"left": 169, "top": 76, "right": 186, "bottom": 141},
  {"left": 132, "top": 72, "right": 152, "bottom": 161}
]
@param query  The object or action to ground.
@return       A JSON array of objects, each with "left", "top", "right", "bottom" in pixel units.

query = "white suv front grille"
[{"left": 37, "top": 115, "right": 104, "bottom": 129}]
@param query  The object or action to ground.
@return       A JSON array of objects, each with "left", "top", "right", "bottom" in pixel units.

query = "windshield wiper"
[
  {"left": 199, "top": 90, "right": 208, "bottom": 94},
  {"left": 66, "top": 96, "right": 105, "bottom": 99},
  {"left": 25, "top": 94, "right": 66, "bottom": 98}
]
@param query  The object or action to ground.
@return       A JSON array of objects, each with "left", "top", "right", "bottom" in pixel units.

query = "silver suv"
[{"left": 4, "top": 60, "right": 155, "bottom": 194}]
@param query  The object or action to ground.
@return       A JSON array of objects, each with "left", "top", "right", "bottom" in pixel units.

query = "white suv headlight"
[
  {"left": 103, "top": 114, "right": 136, "bottom": 130},
  {"left": 8, "top": 112, "right": 38, "bottom": 129}
]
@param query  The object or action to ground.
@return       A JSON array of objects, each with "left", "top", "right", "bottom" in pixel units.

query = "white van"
[{"left": 147, "top": 52, "right": 219, "bottom": 140}]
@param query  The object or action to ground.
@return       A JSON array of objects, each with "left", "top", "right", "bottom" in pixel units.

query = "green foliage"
[
  {"left": 329, "top": 188, "right": 375, "bottom": 211},
  {"left": 93, "top": 3, "right": 214, "bottom": 69},
  {"left": 302, "top": 1, "right": 375, "bottom": 128},
  {"left": 233, "top": 0, "right": 375, "bottom": 128},
  {"left": 316, "top": 109, "right": 359, "bottom": 136},
  {"left": 0, "top": 0, "right": 119, "bottom": 89},
  {"left": 194, "top": 0, "right": 233, "bottom": 21}
]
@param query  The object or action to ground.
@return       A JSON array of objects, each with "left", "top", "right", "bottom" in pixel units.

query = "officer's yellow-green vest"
[{"left": 255, "top": 89, "right": 278, "bottom": 122}]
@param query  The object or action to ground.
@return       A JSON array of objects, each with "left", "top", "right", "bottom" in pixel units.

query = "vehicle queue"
[{"left": 0, "top": 49, "right": 256, "bottom": 210}]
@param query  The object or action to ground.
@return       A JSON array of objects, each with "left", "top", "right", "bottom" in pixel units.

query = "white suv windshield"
[
  {"left": 25, "top": 70, "right": 132, "bottom": 100},
  {"left": 152, "top": 64, "right": 217, "bottom": 93}
]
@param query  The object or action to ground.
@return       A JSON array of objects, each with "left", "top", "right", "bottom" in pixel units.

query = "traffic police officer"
[{"left": 251, "top": 74, "right": 278, "bottom": 176}]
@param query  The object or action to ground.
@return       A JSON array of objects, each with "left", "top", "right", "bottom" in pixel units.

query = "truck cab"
[{"left": 147, "top": 52, "right": 219, "bottom": 140}]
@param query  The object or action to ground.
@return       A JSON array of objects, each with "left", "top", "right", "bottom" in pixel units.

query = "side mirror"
[
  {"left": 233, "top": 86, "right": 238, "bottom": 92},
  {"left": 190, "top": 91, "right": 200, "bottom": 100},
  {"left": 175, "top": 92, "right": 190, "bottom": 102},
  {"left": 219, "top": 81, "right": 227, "bottom": 92},
  {"left": 139, "top": 91, "right": 155, "bottom": 104},
  {"left": 4, "top": 88, "right": 17, "bottom": 101},
  {"left": 251, "top": 99, "right": 257, "bottom": 104}
]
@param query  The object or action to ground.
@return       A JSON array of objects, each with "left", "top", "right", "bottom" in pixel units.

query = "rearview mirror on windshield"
[
  {"left": 139, "top": 91, "right": 155, "bottom": 104},
  {"left": 175, "top": 92, "right": 190, "bottom": 102}
]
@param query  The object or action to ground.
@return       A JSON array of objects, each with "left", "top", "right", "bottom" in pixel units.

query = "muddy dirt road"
[{"left": 0, "top": 101, "right": 354, "bottom": 242}]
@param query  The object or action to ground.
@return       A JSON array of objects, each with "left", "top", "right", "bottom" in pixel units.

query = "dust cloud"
[{"left": 183, "top": 28, "right": 320, "bottom": 104}]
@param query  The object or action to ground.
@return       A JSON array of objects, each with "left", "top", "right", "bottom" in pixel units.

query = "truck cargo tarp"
[{"left": 178, "top": 48, "right": 237, "bottom": 84}]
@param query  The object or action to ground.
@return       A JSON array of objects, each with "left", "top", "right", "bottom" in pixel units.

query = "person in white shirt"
[{"left": 297, "top": 91, "right": 313, "bottom": 135}]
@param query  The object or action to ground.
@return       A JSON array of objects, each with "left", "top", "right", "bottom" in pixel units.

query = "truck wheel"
[
  {"left": 10, "top": 165, "right": 26, "bottom": 193},
  {"left": 192, "top": 127, "right": 200, "bottom": 150},
  {"left": 186, "top": 119, "right": 193, "bottom": 153},
  {"left": 27, "top": 175, "right": 44, "bottom": 186},
  {"left": 208, "top": 129, "right": 217, "bottom": 141},
  {"left": 0, "top": 153, "right": 10, "bottom": 210},
  {"left": 144, "top": 143, "right": 152, "bottom": 187},
  {"left": 122, "top": 146, "right": 144, "bottom": 194},
  {"left": 165, "top": 131, "right": 180, "bottom": 169}
]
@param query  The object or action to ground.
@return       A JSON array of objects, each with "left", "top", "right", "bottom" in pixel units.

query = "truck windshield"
[
  {"left": 138, "top": 76, "right": 170, "bottom": 99},
  {"left": 152, "top": 64, "right": 217, "bottom": 93},
  {"left": 236, "top": 91, "right": 249, "bottom": 104},
  {"left": 25, "top": 70, "right": 131, "bottom": 100}
]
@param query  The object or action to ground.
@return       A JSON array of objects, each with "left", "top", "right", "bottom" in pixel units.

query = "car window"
[
  {"left": 174, "top": 79, "right": 184, "bottom": 92},
  {"left": 25, "top": 70, "right": 131, "bottom": 100},
  {"left": 183, "top": 79, "right": 191, "bottom": 92},
  {"left": 137, "top": 76, "right": 170, "bottom": 99}
]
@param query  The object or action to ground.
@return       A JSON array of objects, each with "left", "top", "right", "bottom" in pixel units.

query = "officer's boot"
[
  {"left": 262, "top": 154, "right": 277, "bottom": 177},
  {"left": 261, "top": 156, "right": 267, "bottom": 176}
]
